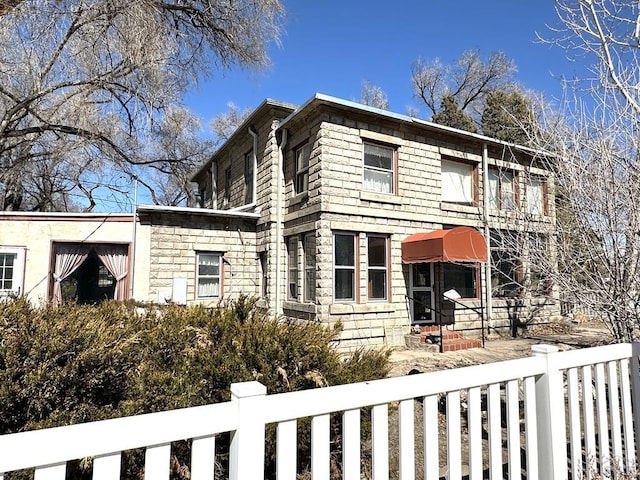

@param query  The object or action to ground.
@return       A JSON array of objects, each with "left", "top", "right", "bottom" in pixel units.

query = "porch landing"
[{"left": 405, "top": 325, "right": 482, "bottom": 352}]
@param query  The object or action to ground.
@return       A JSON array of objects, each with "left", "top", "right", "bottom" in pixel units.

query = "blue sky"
[{"left": 184, "top": 1, "right": 581, "bottom": 127}]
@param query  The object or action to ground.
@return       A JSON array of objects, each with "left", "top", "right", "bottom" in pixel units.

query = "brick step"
[
  {"left": 441, "top": 337, "right": 482, "bottom": 352},
  {"left": 419, "top": 330, "right": 464, "bottom": 342}
]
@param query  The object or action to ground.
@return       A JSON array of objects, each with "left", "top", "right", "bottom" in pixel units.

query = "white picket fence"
[{"left": 0, "top": 342, "right": 639, "bottom": 480}]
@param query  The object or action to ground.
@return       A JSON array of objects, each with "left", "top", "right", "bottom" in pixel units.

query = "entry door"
[{"left": 410, "top": 263, "right": 435, "bottom": 324}]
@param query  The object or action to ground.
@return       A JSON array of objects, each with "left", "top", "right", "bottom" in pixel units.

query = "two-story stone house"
[{"left": 190, "top": 93, "right": 559, "bottom": 350}]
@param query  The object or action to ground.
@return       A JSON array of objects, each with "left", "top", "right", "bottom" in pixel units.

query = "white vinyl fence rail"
[{"left": 0, "top": 342, "right": 638, "bottom": 480}]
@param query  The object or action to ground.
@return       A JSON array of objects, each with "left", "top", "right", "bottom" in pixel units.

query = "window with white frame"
[
  {"left": 244, "top": 150, "right": 254, "bottom": 204},
  {"left": 295, "top": 143, "right": 310, "bottom": 194},
  {"left": 287, "top": 237, "right": 299, "bottom": 300},
  {"left": 367, "top": 235, "right": 388, "bottom": 301},
  {"left": 441, "top": 159, "right": 475, "bottom": 205},
  {"left": 0, "top": 247, "right": 25, "bottom": 296},
  {"left": 334, "top": 233, "right": 356, "bottom": 301},
  {"left": 363, "top": 142, "right": 395, "bottom": 194},
  {"left": 196, "top": 253, "right": 221, "bottom": 299},
  {"left": 304, "top": 234, "right": 316, "bottom": 302},
  {"left": 488, "top": 168, "right": 516, "bottom": 211},
  {"left": 526, "top": 177, "right": 545, "bottom": 215}
]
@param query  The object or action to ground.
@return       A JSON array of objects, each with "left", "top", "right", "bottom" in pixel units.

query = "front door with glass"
[{"left": 410, "top": 263, "right": 435, "bottom": 324}]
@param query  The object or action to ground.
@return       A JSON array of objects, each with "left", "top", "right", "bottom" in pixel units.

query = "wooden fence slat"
[
  {"left": 311, "top": 414, "right": 330, "bottom": 480},
  {"left": 619, "top": 358, "right": 635, "bottom": 473},
  {"left": 144, "top": 444, "right": 171, "bottom": 480},
  {"left": 567, "top": 367, "right": 582, "bottom": 480},
  {"left": 582, "top": 365, "right": 596, "bottom": 479},
  {"left": 524, "top": 376, "right": 538, "bottom": 480},
  {"left": 487, "top": 383, "right": 502, "bottom": 480},
  {"left": 371, "top": 404, "right": 389, "bottom": 480},
  {"left": 191, "top": 436, "right": 216, "bottom": 480},
  {"left": 423, "top": 395, "right": 439, "bottom": 480},
  {"left": 93, "top": 453, "right": 122, "bottom": 480},
  {"left": 506, "top": 379, "right": 521, "bottom": 480},
  {"left": 398, "top": 399, "right": 415, "bottom": 480},
  {"left": 34, "top": 463, "right": 66, "bottom": 480},
  {"left": 342, "top": 409, "right": 360, "bottom": 480},
  {"left": 447, "top": 390, "right": 462, "bottom": 480},
  {"left": 595, "top": 362, "right": 610, "bottom": 477},
  {"left": 607, "top": 361, "right": 623, "bottom": 470},
  {"left": 277, "top": 420, "right": 297, "bottom": 480},
  {"left": 467, "top": 386, "right": 482, "bottom": 480}
]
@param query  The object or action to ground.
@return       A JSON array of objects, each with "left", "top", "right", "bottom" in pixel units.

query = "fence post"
[
  {"left": 532, "top": 344, "right": 568, "bottom": 480},
  {"left": 229, "top": 381, "right": 267, "bottom": 480}
]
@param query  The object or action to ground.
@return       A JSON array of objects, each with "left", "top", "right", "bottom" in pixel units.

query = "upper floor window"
[
  {"left": 526, "top": 177, "right": 546, "bottom": 215},
  {"left": 295, "top": 143, "right": 310, "bottom": 194},
  {"left": 196, "top": 252, "right": 221, "bottom": 299},
  {"left": 244, "top": 150, "right": 254, "bottom": 204},
  {"left": 0, "top": 248, "right": 25, "bottom": 296},
  {"left": 367, "top": 236, "right": 388, "bottom": 301},
  {"left": 488, "top": 169, "right": 516, "bottom": 211},
  {"left": 334, "top": 233, "right": 356, "bottom": 302},
  {"left": 363, "top": 142, "right": 395, "bottom": 194},
  {"left": 224, "top": 168, "right": 231, "bottom": 206},
  {"left": 441, "top": 159, "right": 475, "bottom": 205}
]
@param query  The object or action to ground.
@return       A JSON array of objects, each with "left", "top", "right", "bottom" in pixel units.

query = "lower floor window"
[
  {"left": 197, "top": 252, "right": 221, "bottom": 298},
  {"left": 491, "top": 250, "right": 520, "bottom": 297},
  {"left": 443, "top": 263, "right": 477, "bottom": 299},
  {"left": 0, "top": 247, "right": 25, "bottom": 296},
  {"left": 334, "top": 233, "right": 356, "bottom": 301}
]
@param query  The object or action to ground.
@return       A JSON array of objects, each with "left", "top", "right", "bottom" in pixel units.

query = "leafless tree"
[
  {"left": 411, "top": 50, "right": 516, "bottom": 121},
  {"left": 0, "top": 0, "right": 284, "bottom": 211},
  {"left": 530, "top": 0, "right": 640, "bottom": 341},
  {"left": 360, "top": 80, "right": 389, "bottom": 110},
  {"left": 208, "top": 102, "right": 252, "bottom": 149}
]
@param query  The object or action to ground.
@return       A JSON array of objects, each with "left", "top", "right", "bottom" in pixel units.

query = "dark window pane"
[
  {"left": 443, "top": 264, "right": 477, "bottom": 298},
  {"left": 412, "top": 263, "right": 431, "bottom": 288},
  {"left": 368, "top": 270, "right": 386, "bottom": 300},
  {"left": 368, "top": 237, "right": 386, "bottom": 267},
  {"left": 413, "top": 290, "right": 432, "bottom": 322},
  {"left": 335, "top": 269, "right": 354, "bottom": 300},
  {"left": 334, "top": 234, "right": 355, "bottom": 266}
]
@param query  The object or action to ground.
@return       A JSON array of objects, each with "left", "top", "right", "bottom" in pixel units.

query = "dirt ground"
[{"left": 388, "top": 319, "right": 613, "bottom": 377}]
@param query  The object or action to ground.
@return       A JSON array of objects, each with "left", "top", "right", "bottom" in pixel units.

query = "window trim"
[
  {"left": 0, "top": 247, "right": 25, "bottom": 296},
  {"left": 333, "top": 232, "right": 358, "bottom": 303},
  {"left": 367, "top": 234, "right": 390, "bottom": 302},
  {"left": 362, "top": 141, "right": 397, "bottom": 195},
  {"left": 196, "top": 252, "right": 222, "bottom": 300},
  {"left": 441, "top": 157, "right": 478, "bottom": 206}
]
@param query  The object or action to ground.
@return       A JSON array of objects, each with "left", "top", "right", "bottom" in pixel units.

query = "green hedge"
[{"left": 0, "top": 296, "right": 390, "bottom": 478}]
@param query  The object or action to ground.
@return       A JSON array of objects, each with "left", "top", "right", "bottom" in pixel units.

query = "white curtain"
[
  {"left": 441, "top": 160, "right": 473, "bottom": 204},
  {"left": 527, "top": 178, "right": 543, "bottom": 214},
  {"left": 94, "top": 245, "right": 129, "bottom": 301},
  {"left": 52, "top": 244, "right": 91, "bottom": 305}
]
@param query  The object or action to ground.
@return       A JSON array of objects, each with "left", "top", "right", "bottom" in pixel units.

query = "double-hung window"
[
  {"left": 287, "top": 234, "right": 316, "bottom": 303},
  {"left": 488, "top": 169, "right": 516, "bottom": 211},
  {"left": 295, "top": 143, "right": 310, "bottom": 194},
  {"left": 244, "top": 150, "right": 254, "bottom": 204},
  {"left": 441, "top": 159, "right": 475, "bottom": 205},
  {"left": 367, "top": 236, "right": 388, "bottom": 301},
  {"left": 0, "top": 248, "right": 25, "bottom": 296},
  {"left": 304, "top": 234, "right": 316, "bottom": 302},
  {"left": 287, "top": 237, "right": 299, "bottom": 300},
  {"left": 526, "top": 177, "right": 546, "bottom": 215},
  {"left": 363, "top": 142, "right": 395, "bottom": 194},
  {"left": 334, "top": 233, "right": 356, "bottom": 301},
  {"left": 196, "top": 253, "right": 221, "bottom": 299}
]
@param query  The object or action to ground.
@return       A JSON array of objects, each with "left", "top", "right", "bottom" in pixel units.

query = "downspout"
[
  {"left": 276, "top": 129, "right": 288, "bottom": 315},
  {"left": 482, "top": 142, "right": 493, "bottom": 330},
  {"left": 248, "top": 127, "right": 258, "bottom": 204}
]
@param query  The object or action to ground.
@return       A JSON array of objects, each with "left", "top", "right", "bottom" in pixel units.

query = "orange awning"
[{"left": 401, "top": 226, "right": 488, "bottom": 264}]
